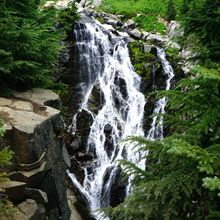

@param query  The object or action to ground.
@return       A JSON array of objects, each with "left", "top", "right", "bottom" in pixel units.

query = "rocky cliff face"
[{"left": 0, "top": 89, "right": 72, "bottom": 220}]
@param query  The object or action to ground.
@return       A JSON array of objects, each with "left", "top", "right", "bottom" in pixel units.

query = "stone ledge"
[
  {"left": 0, "top": 180, "right": 26, "bottom": 201},
  {"left": 9, "top": 161, "right": 46, "bottom": 187},
  {"left": 13, "top": 88, "right": 61, "bottom": 110}
]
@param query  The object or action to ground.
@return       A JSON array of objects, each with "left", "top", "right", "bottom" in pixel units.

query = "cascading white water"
[
  {"left": 68, "top": 17, "right": 175, "bottom": 219},
  {"left": 147, "top": 48, "right": 174, "bottom": 140},
  {"left": 69, "top": 19, "right": 146, "bottom": 218}
]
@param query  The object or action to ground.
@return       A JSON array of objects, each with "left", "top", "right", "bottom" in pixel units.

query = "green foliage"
[
  {"left": 0, "top": 119, "right": 13, "bottom": 180},
  {"left": 181, "top": 0, "right": 190, "bottom": 14},
  {"left": 181, "top": 0, "right": 220, "bottom": 60},
  {"left": 167, "top": 0, "right": 176, "bottom": 21},
  {"left": 100, "top": 0, "right": 182, "bottom": 19},
  {"left": 134, "top": 15, "right": 166, "bottom": 34},
  {"left": 0, "top": 0, "right": 78, "bottom": 94},
  {"left": 105, "top": 136, "right": 220, "bottom": 220},
  {"left": 57, "top": 3, "right": 79, "bottom": 36},
  {"left": 158, "top": 66, "right": 220, "bottom": 147},
  {"left": 0, "top": 148, "right": 12, "bottom": 168},
  {"left": 0, "top": 194, "right": 14, "bottom": 220},
  {"left": 0, "top": 0, "right": 60, "bottom": 92},
  {"left": 0, "top": 120, "right": 4, "bottom": 138},
  {"left": 128, "top": 42, "right": 157, "bottom": 80}
]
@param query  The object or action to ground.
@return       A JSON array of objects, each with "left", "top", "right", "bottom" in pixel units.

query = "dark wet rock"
[
  {"left": 9, "top": 161, "right": 46, "bottom": 188},
  {"left": 87, "top": 83, "right": 105, "bottom": 115},
  {"left": 143, "top": 95, "right": 156, "bottom": 135},
  {"left": 114, "top": 73, "right": 128, "bottom": 100},
  {"left": 70, "top": 138, "right": 81, "bottom": 153},
  {"left": 104, "top": 124, "right": 113, "bottom": 135},
  {"left": 24, "top": 188, "right": 48, "bottom": 204},
  {"left": 103, "top": 124, "right": 120, "bottom": 159},
  {"left": 101, "top": 167, "right": 126, "bottom": 208},
  {"left": 0, "top": 181, "right": 26, "bottom": 202},
  {"left": 69, "top": 157, "right": 85, "bottom": 185},
  {"left": 76, "top": 152, "right": 93, "bottom": 161},
  {"left": 75, "top": 110, "right": 93, "bottom": 151},
  {"left": 109, "top": 167, "right": 127, "bottom": 207},
  {"left": 154, "top": 64, "right": 167, "bottom": 90}
]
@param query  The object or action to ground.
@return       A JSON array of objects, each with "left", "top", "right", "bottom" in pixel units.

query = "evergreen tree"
[
  {"left": 0, "top": 0, "right": 78, "bottom": 93},
  {"left": 167, "top": 0, "right": 176, "bottom": 21},
  {"left": 104, "top": 67, "right": 220, "bottom": 219},
  {"left": 181, "top": 0, "right": 190, "bottom": 14},
  {"left": 184, "top": 0, "right": 220, "bottom": 60}
]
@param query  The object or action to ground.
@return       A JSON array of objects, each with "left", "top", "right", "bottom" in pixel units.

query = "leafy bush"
[
  {"left": 100, "top": 0, "right": 182, "bottom": 19},
  {"left": 134, "top": 15, "right": 166, "bottom": 34}
]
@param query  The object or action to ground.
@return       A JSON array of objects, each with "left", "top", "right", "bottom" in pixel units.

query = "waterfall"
[
  {"left": 147, "top": 48, "right": 174, "bottom": 140},
  {"left": 68, "top": 17, "right": 174, "bottom": 219}
]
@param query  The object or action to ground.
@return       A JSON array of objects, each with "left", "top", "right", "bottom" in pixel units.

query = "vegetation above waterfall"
[{"left": 101, "top": 0, "right": 220, "bottom": 60}]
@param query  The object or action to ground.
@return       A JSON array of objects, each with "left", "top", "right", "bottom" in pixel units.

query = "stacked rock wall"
[{"left": 0, "top": 89, "right": 71, "bottom": 220}]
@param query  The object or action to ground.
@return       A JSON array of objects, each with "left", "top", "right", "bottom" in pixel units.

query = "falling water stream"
[{"left": 67, "top": 17, "right": 174, "bottom": 219}]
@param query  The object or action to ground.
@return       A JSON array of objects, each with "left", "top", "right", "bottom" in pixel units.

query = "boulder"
[
  {"left": 92, "top": 0, "right": 102, "bottom": 7},
  {"left": 146, "top": 33, "right": 168, "bottom": 45},
  {"left": 13, "top": 88, "right": 61, "bottom": 110},
  {"left": 141, "top": 31, "right": 150, "bottom": 40},
  {"left": 128, "top": 29, "right": 142, "bottom": 39},
  {"left": 143, "top": 44, "right": 154, "bottom": 53},
  {"left": 76, "top": 152, "right": 93, "bottom": 161},
  {"left": 13, "top": 199, "right": 46, "bottom": 220},
  {"left": 79, "top": 0, "right": 86, "bottom": 7},
  {"left": 123, "top": 19, "right": 135, "bottom": 29},
  {"left": 85, "top": 0, "right": 92, "bottom": 7},
  {"left": 9, "top": 161, "right": 46, "bottom": 187},
  {"left": 105, "top": 18, "right": 119, "bottom": 27},
  {"left": 24, "top": 188, "right": 48, "bottom": 204},
  {"left": 0, "top": 106, "right": 60, "bottom": 164},
  {"left": 0, "top": 97, "right": 12, "bottom": 106},
  {"left": 167, "top": 20, "right": 184, "bottom": 39},
  {"left": 167, "top": 41, "right": 181, "bottom": 50},
  {"left": 11, "top": 100, "right": 33, "bottom": 111}
]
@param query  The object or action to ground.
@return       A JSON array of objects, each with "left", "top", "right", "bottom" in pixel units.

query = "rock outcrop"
[{"left": 0, "top": 89, "right": 72, "bottom": 220}]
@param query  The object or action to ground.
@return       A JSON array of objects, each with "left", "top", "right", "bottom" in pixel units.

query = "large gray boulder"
[
  {"left": 129, "top": 28, "right": 142, "bottom": 39},
  {"left": 167, "top": 20, "right": 184, "bottom": 39},
  {"left": 13, "top": 88, "right": 62, "bottom": 110},
  {"left": 13, "top": 199, "right": 46, "bottom": 220}
]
